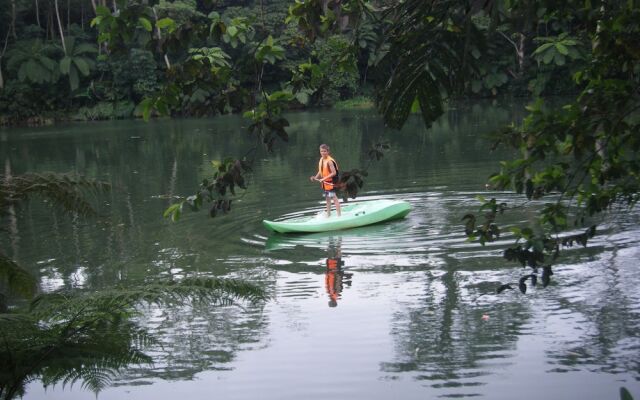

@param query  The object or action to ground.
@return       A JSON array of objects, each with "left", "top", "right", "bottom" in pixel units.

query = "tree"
[
  {"left": 5, "top": 39, "right": 59, "bottom": 85},
  {"left": 59, "top": 36, "right": 97, "bottom": 90}
]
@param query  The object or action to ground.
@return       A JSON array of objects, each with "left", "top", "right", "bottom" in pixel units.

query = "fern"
[{"left": 0, "top": 278, "right": 266, "bottom": 399}]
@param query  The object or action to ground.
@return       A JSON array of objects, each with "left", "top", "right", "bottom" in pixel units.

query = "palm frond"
[
  {"left": 376, "top": 0, "right": 483, "bottom": 129},
  {"left": 0, "top": 173, "right": 111, "bottom": 218}
]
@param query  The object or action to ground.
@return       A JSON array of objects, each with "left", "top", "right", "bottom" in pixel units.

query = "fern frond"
[{"left": 2, "top": 277, "right": 265, "bottom": 397}]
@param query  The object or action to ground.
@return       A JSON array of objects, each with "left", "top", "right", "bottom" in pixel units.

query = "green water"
[{"left": 2, "top": 101, "right": 639, "bottom": 400}]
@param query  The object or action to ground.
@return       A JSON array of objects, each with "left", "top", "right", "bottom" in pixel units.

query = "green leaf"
[
  {"left": 533, "top": 42, "right": 554, "bottom": 55},
  {"left": 140, "top": 98, "right": 154, "bottom": 121},
  {"left": 620, "top": 387, "right": 633, "bottom": 400},
  {"left": 74, "top": 43, "right": 98, "bottom": 54},
  {"left": 156, "top": 17, "right": 176, "bottom": 31},
  {"left": 163, "top": 203, "right": 182, "bottom": 220},
  {"left": 295, "top": 91, "right": 310, "bottom": 105},
  {"left": 139, "top": 17, "right": 153, "bottom": 32},
  {"left": 73, "top": 58, "right": 91, "bottom": 76},
  {"left": 69, "top": 67, "right": 79, "bottom": 91},
  {"left": 555, "top": 43, "right": 569, "bottom": 55},
  {"left": 60, "top": 57, "right": 72, "bottom": 75},
  {"left": 95, "top": 5, "right": 111, "bottom": 17}
]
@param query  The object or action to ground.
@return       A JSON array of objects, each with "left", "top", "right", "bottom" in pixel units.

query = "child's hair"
[{"left": 319, "top": 144, "right": 330, "bottom": 151}]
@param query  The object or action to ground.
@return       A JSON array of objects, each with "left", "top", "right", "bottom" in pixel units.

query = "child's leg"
[
  {"left": 333, "top": 195, "right": 341, "bottom": 216},
  {"left": 325, "top": 196, "right": 332, "bottom": 216}
]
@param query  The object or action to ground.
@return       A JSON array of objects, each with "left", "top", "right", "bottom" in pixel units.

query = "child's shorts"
[{"left": 323, "top": 190, "right": 337, "bottom": 198}]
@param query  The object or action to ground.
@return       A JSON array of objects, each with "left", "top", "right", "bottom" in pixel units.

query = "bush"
[
  {"left": 332, "top": 96, "right": 374, "bottom": 110},
  {"left": 72, "top": 101, "right": 135, "bottom": 121}
]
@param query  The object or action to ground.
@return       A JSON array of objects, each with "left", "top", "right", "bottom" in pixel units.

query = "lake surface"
[{"left": 2, "top": 102, "right": 639, "bottom": 400}]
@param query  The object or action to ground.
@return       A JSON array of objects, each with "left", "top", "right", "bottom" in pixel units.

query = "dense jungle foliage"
[{"left": 1, "top": 0, "right": 587, "bottom": 126}]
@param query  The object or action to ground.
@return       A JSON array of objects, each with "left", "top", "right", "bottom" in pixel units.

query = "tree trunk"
[
  {"left": 153, "top": 6, "right": 171, "bottom": 69},
  {"left": 35, "top": 0, "right": 42, "bottom": 29},
  {"left": 516, "top": 33, "right": 525, "bottom": 73},
  {"left": 10, "top": 0, "right": 17, "bottom": 39},
  {"left": 0, "top": 30, "right": 9, "bottom": 90},
  {"left": 48, "top": 5, "right": 56, "bottom": 40},
  {"left": 90, "top": 0, "right": 97, "bottom": 14},
  {"left": 54, "top": 0, "right": 67, "bottom": 54},
  {"left": 67, "top": 0, "right": 71, "bottom": 33}
]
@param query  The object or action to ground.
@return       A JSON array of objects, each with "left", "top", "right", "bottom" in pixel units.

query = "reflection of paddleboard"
[
  {"left": 263, "top": 199, "right": 411, "bottom": 233},
  {"left": 264, "top": 218, "right": 409, "bottom": 251}
]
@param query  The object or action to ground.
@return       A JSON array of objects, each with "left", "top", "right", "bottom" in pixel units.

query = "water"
[{"left": 1, "top": 101, "right": 639, "bottom": 399}]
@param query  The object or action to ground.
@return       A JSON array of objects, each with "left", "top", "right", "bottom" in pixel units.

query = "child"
[{"left": 309, "top": 144, "right": 342, "bottom": 217}]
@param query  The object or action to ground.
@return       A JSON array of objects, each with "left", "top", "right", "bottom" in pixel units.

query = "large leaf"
[
  {"left": 73, "top": 57, "right": 91, "bottom": 76},
  {"left": 156, "top": 17, "right": 176, "bottom": 32},
  {"left": 63, "top": 36, "right": 76, "bottom": 53},
  {"left": 139, "top": 17, "right": 153, "bottom": 32},
  {"left": 60, "top": 57, "right": 72, "bottom": 75},
  {"left": 73, "top": 43, "right": 98, "bottom": 55},
  {"left": 69, "top": 64, "right": 80, "bottom": 89},
  {"left": 23, "top": 59, "right": 48, "bottom": 83}
]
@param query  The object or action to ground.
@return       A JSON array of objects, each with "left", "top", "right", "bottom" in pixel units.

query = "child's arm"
[{"left": 310, "top": 170, "right": 322, "bottom": 181}]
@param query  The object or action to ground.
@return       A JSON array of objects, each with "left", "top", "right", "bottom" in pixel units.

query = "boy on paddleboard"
[{"left": 309, "top": 144, "right": 342, "bottom": 217}]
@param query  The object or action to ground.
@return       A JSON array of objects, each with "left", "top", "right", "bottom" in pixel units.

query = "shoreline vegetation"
[
  {"left": 0, "top": 96, "right": 380, "bottom": 128},
  {"left": 0, "top": 94, "right": 447, "bottom": 127}
]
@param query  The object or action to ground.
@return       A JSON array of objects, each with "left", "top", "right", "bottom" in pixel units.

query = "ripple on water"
[{"left": 248, "top": 192, "right": 531, "bottom": 271}]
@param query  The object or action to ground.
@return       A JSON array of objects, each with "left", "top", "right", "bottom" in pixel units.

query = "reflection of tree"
[
  {"left": 543, "top": 247, "right": 640, "bottom": 375},
  {"left": 118, "top": 301, "right": 268, "bottom": 382},
  {"left": 382, "top": 268, "right": 529, "bottom": 395}
]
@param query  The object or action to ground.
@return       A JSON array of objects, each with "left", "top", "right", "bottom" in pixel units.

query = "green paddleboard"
[{"left": 262, "top": 199, "right": 411, "bottom": 233}]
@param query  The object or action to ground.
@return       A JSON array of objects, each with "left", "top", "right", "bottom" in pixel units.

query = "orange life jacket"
[{"left": 318, "top": 156, "right": 339, "bottom": 191}]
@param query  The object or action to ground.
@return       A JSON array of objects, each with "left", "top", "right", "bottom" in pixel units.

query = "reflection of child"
[
  {"left": 309, "top": 144, "right": 341, "bottom": 217},
  {"left": 325, "top": 256, "right": 352, "bottom": 308}
]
